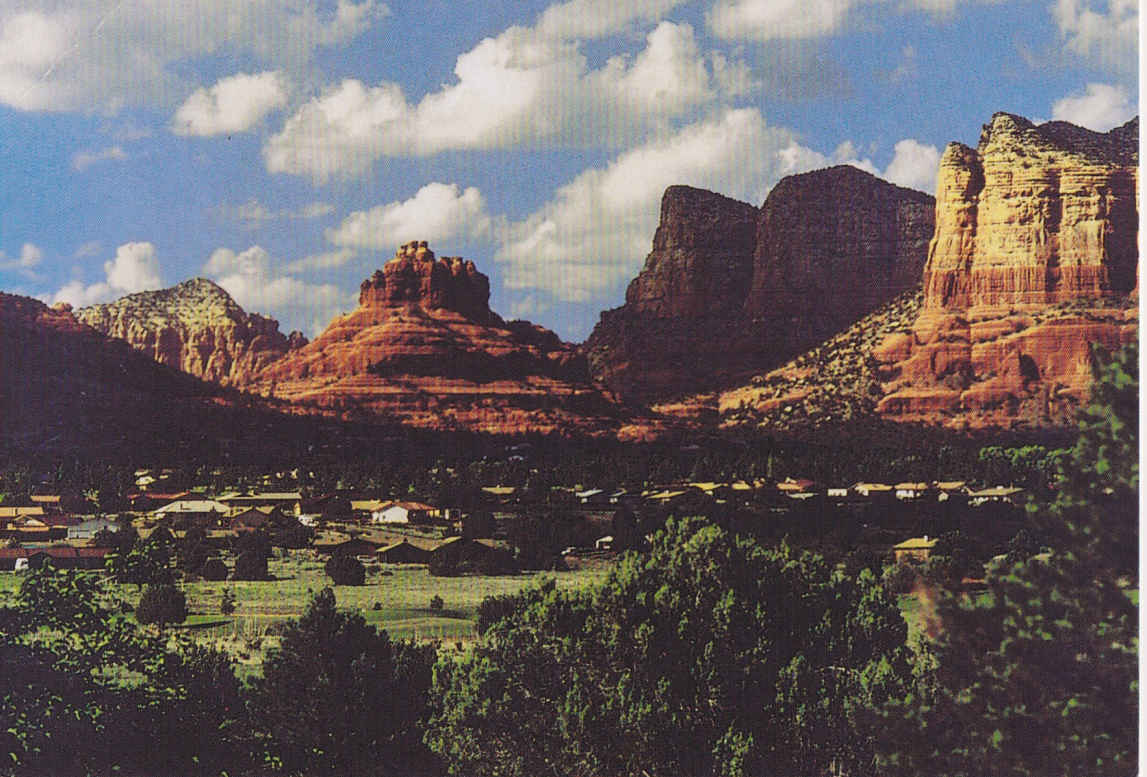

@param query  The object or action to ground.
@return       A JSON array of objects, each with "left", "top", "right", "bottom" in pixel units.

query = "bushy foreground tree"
[
  {"left": 0, "top": 566, "right": 245, "bottom": 775},
  {"left": 250, "top": 587, "right": 440, "bottom": 776},
  {"left": 426, "top": 517, "right": 915, "bottom": 777},
  {"left": 878, "top": 343, "right": 1138, "bottom": 776}
]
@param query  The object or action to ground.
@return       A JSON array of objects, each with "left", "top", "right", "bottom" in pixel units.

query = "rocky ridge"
[
  {"left": 584, "top": 167, "right": 935, "bottom": 400},
  {"left": 250, "top": 242, "right": 662, "bottom": 439},
  {"left": 75, "top": 278, "right": 305, "bottom": 386},
  {"left": 874, "top": 114, "right": 1139, "bottom": 429},
  {"left": 718, "top": 290, "right": 924, "bottom": 431}
]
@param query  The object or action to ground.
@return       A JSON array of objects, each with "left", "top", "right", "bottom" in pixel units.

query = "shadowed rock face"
[
  {"left": 874, "top": 114, "right": 1139, "bottom": 429},
  {"left": 75, "top": 278, "right": 305, "bottom": 387},
  {"left": 0, "top": 292, "right": 220, "bottom": 450},
  {"left": 584, "top": 168, "right": 935, "bottom": 401},
  {"left": 584, "top": 185, "right": 760, "bottom": 400},
  {"left": 249, "top": 242, "right": 660, "bottom": 439}
]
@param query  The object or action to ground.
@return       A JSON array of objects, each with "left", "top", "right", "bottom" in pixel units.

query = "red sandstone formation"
[
  {"left": 250, "top": 242, "right": 658, "bottom": 438},
  {"left": 75, "top": 278, "right": 305, "bottom": 386},
  {"left": 874, "top": 114, "right": 1139, "bottom": 429},
  {"left": 584, "top": 168, "right": 935, "bottom": 400}
]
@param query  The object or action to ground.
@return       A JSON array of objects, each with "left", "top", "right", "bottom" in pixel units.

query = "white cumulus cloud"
[
  {"left": 0, "top": 1, "right": 382, "bottom": 113},
  {"left": 52, "top": 241, "right": 162, "bottom": 307},
  {"left": 1053, "top": 0, "right": 1137, "bottom": 72},
  {"left": 1051, "top": 83, "right": 1137, "bottom": 131},
  {"left": 172, "top": 71, "right": 290, "bottom": 136},
  {"left": 882, "top": 139, "right": 942, "bottom": 193},
  {"left": 204, "top": 245, "right": 352, "bottom": 335},
  {"left": 326, "top": 182, "right": 495, "bottom": 249},
  {"left": 264, "top": 21, "right": 750, "bottom": 182}
]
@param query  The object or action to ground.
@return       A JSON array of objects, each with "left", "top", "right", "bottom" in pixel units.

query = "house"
[
  {"left": 155, "top": 499, "right": 228, "bottom": 516},
  {"left": 227, "top": 506, "right": 280, "bottom": 533},
  {"left": 776, "top": 478, "right": 817, "bottom": 494},
  {"left": 893, "top": 482, "right": 931, "bottom": 500},
  {"left": 893, "top": 536, "right": 937, "bottom": 563},
  {"left": 313, "top": 532, "right": 380, "bottom": 556},
  {"left": 298, "top": 494, "right": 353, "bottom": 521},
  {"left": 967, "top": 486, "right": 1026, "bottom": 506},
  {"left": 852, "top": 482, "right": 894, "bottom": 498},
  {"left": 429, "top": 536, "right": 500, "bottom": 566},
  {"left": 575, "top": 489, "right": 606, "bottom": 505},
  {"left": 0, "top": 506, "right": 45, "bottom": 521},
  {"left": 0, "top": 546, "right": 111, "bottom": 571},
  {"left": 220, "top": 491, "right": 302, "bottom": 512},
  {"left": 371, "top": 501, "right": 439, "bottom": 525},
  {"left": 376, "top": 538, "right": 433, "bottom": 564},
  {"left": 67, "top": 517, "right": 120, "bottom": 541},
  {"left": 480, "top": 486, "right": 518, "bottom": 504}
]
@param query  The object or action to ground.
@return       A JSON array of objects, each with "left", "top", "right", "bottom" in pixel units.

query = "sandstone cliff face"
[
  {"left": 251, "top": 242, "right": 659, "bottom": 439},
  {"left": 75, "top": 278, "right": 305, "bottom": 386},
  {"left": 743, "top": 165, "right": 934, "bottom": 361},
  {"left": 875, "top": 114, "right": 1139, "bottom": 429},
  {"left": 584, "top": 186, "right": 759, "bottom": 399},
  {"left": 922, "top": 114, "right": 1138, "bottom": 308},
  {"left": 585, "top": 168, "right": 935, "bottom": 400}
]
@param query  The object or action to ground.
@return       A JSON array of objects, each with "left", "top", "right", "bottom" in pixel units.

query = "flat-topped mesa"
[
  {"left": 359, "top": 240, "right": 495, "bottom": 323},
  {"left": 923, "top": 113, "right": 1139, "bottom": 310}
]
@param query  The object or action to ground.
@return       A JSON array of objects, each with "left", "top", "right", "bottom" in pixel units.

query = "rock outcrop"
[
  {"left": 874, "top": 114, "right": 1138, "bottom": 429},
  {"left": 249, "top": 242, "right": 661, "bottom": 439},
  {"left": 75, "top": 278, "right": 305, "bottom": 386},
  {"left": 584, "top": 186, "right": 759, "bottom": 398},
  {"left": 584, "top": 168, "right": 935, "bottom": 400}
]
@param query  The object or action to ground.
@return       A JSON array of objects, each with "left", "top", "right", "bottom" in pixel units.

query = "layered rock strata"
[
  {"left": 875, "top": 114, "right": 1139, "bottom": 428},
  {"left": 76, "top": 278, "right": 305, "bottom": 386},
  {"left": 250, "top": 242, "right": 659, "bottom": 439},
  {"left": 585, "top": 168, "right": 935, "bottom": 400}
]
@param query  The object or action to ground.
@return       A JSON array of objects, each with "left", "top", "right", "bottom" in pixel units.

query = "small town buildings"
[
  {"left": 776, "top": 478, "right": 817, "bottom": 494},
  {"left": 0, "top": 546, "right": 111, "bottom": 571},
  {"left": 967, "top": 486, "right": 1026, "bottom": 506},
  {"left": 67, "top": 517, "right": 120, "bottom": 541},
  {"left": 852, "top": 482, "right": 894, "bottom": 498},
  {"left": 371, "top": 501, "right": 439, "bottom": 525},
  {"left": 893, "top": 536, "right": 937, "bottom": 563},
  {"left": 893, "top": 483, "right": 931, "bottom": 500},
  {"left": 376, "top": 538, "right": 433, "bottom": 564},
  {"left": 219, "top": 491, "right": 302, "bottom": 512}
]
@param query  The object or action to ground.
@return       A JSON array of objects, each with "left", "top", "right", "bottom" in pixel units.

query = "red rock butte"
[
  {"left": 875, "top": 113, "right": 1138, "bottom": 430},
  {"left": 249, "top": 242, "right": 660, "bottom": 439}
]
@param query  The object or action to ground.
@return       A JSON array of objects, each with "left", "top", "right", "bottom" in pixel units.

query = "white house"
[{"left": 371, "top": 501, "right": 438, "bottom": 525}]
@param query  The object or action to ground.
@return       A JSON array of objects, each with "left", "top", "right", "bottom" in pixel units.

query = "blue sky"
[{"left": 0, "top": 0, "right": 1137, "bottom": 341}]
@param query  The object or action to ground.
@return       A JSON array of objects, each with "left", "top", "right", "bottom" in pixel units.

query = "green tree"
[
  {"left": 106, "top": 536, "right": 174, "bottom": 586},
  {"left": 325, "top": 553, "right": 366, "bottom": 586},
  {"left": 879, "top": 343, "right": 1138, "bottom": 776},
  {"left": 251, "top": 588, "right": 439, "bottom": 776},
  {"left": 427, "top": 517, "right": 915, "bottom": 777},
  {"left": 135, "top": 583, "right": 188, "bottom": 629},
  {"left": 0, "top": 566, "right": 242, "bottom": 775}
]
